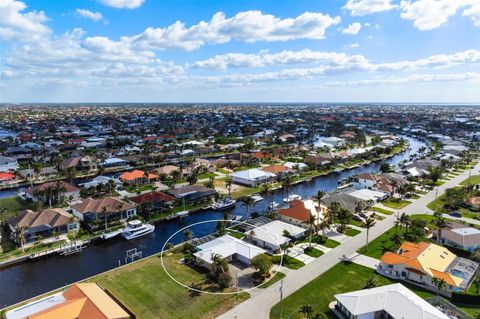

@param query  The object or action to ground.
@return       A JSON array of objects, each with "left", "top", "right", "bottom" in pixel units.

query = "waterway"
[{"left": 0, "top": 136, "right": 426, "bottom": 308}]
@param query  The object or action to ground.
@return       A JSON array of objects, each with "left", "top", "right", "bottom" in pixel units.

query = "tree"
[
  {"left": 183, "top": 229, "right": 193, "bottom": 241},
  {"left": 363, "top": 275, "right": 378, "bottom": 289},
  {"left": 239, "top": 195, "right": 256, "bottom": 219},
  {"left": 15, "top": 226, "right": 27, "bottom": 252},
  {"left": 303, "top": 214, "right": 318, "bottom": 248},
  {"left": 433, "top": 211, "right": 448, "bottom": 244},
  {"left": 251, "top": 254, "right": 272, "bottom": 279},
  {"left": 364, "top": 217, "right": 376, "bottom": 252},
  {"left": 225, "top": 177, "right": 233, "bottom": 196},
  {"left": 298, "top": 304, "right": 314, "bottom": 319},
  {"left": 313, "top": 190, "right": 325, "bottom": 207},
  {"left": 0, "top": 207, "right": 7, "bottom": 225},
  {"left": 380, "top": 163, "right": 392, "bottom": 173},
  {"left": 432, "top": 277, "right": 446, "bottom": 293},
  {"left": 210, "top": 253, "right": 231, "bottom": 288},
  {"left": 427, "top": 165, "right": 444, "bottom": 185},
  {"left": 215, "top": 220, "right": 226, "bottom": 236}
]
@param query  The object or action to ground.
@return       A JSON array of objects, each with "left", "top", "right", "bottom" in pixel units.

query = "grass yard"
[
  {"left": 198, "top": 172, "right": 218, "bottom": 180},
  {"left": 460, "top": 175, "right": 480, "bottom": 186},
  {"left": 269, "top": 262, "right": 437, "bottom": 319},
  {"left": 258, "top": 271, "right": 286, "bottom": 289},
  {"left": 369, "top": 206, "right": 394, "bottom": 215},
  {"left": 0, "top": 240, "right": 66, "bottom": 261},
  {"left": 344, "top": 228, "right": 361, "bottom": 237},
  {"left": 297, "top": 236, "right": 341, "bottom": 249},
  {"left": 227, "top": 230, "right": 244, "bottom": 239},
  {"left": 91, "top": 252, "right": 249, "bottom": 319},
  {"left": 381, "top": 199, "right": 412, "bottom": 209},
  {"left": 427, "top": 193, "right": 480, "bottom": 219},
  {"left": 303, "top": 247, "right": 324, "bottom": 258},
  {"left": 0, "top": 196, "right": 31, "bottom": 220},
  {"left": 322, "top": 239, "right": 341, "bottom": 248},
  {"left": 272, "top": 255, "right": 305, "bottom": 270}
]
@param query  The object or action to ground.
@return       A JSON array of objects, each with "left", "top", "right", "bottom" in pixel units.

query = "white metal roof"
[
  {"left": 335, "top": 283, "right": 450, "bottom": 319},
  {"left": 194, "top": 235, "right": 266, "bottom": 265},
  {"left": 230, "top": 168, "right": 275, "bottom": 180},
  {"left": 248, "top": 220, "right": 306, "bottom": 246}
]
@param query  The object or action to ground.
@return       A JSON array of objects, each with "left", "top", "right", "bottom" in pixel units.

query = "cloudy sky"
[{"left": 1, "top": 0, "right": 480, "bottom": 103}]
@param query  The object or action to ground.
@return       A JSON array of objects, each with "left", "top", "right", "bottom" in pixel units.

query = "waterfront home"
[
  {"left": 78, "top": 175, "right": 119, "bottom": 189},
  {"left": 277, "top": 199, "right": 327, "bottom": 227},
  {"left": 247, "top": 220, "right": 306, "bottom": 251},
  {"left": 352, "top": 172, "right": 407, "bottom": 197},
  {"left": 25, "top": 181, "right": 81, "bottom": 203},
  {"left": 5, "top": 146, "right": 32, "bottom": 160},
  {"left": 155, "top": 164, "right": 181, "bottom": 177},
  {"left": 0, "top": 156, "right": 18, "bottom": 172},
  {"left": 261, "top": 164, "right": 293, "bottom": 177},
  {"left": 168, "top": 184, "right": 216, "bottom": 202},
  {"left": 61, "top": 155, "right": 98, "bottom": 172},
  {"left": 194, "top": 235, "right": 266, "bottom": 269},
  {"left": 5, "top": 283, "right": 131, "bottom": 319},
  {"left": 0, "top": 172, "right": 16, "bottom": 185},
  {"left": 119, "top": 169, "right": 159, "bottom": 184},
  {"left": 333, "top": 283, "right": 450, "bottom": 319},
  {"left": 8, "top": 208, "right": 79, "bottom": 243},
  {"left": 322, "top": 191, "right": 368, "bottom": 213},
  {"left": 465, "top": 196, "right": 480, "bottom": 210},
  {"left": 283, "top": 161, "right": 308, "bottom": 171},
  {"left": 230, "top": 168, "right": 275, "bottom": 187},
  {"left": 101, "top": 157, "right": 128, "bottom": 169},
  {"left": 437, "top": 227, "right": 480, "bottom": 252},
  {"left": 130, "top": 191, "right": 176, "bottom": 212},
  {"left": 71, "top": 197, "right": 136, "bottom": 225},
  {"left": 379, "top": 242, "right": 479, "bottom": 293},
  {"left": 18, "top": 166, "right": 59, "bottom": 181}
]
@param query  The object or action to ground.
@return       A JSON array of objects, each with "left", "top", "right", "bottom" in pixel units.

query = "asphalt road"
[{"left": 217, "top": 163, "right": 480, "bottom": 319}]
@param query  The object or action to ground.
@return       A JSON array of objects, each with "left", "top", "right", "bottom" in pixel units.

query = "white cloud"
[
  {"left": 76, "top": 9, "right": 104, "bottom": 23},
  {"left": 343, "top": 0, "right": 396, "bottom": 16},
  {"left": 399, "top": 0, "right": 480, "bottom": 30},
  {"left": 0, "top": 0, "right": 50, "bottom": 41},
  {"left": 350, "top": 43, "right": 360, "bottom": 47},
  {"left": 342, "top": 22, "right": 362, "bottom": 34},
  {"left": 100, "top": 0, "right": 144, "bottom": 9},
  {"left": 131, "top": 11, "right": 341, "bottom": 51}
]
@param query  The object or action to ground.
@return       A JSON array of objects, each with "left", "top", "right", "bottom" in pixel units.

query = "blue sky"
[{"left": 1, "top": 0, "right": 480, "bottom": 103}]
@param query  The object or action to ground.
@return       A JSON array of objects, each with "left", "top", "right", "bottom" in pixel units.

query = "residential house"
[
  {"left": 277, "top": 199, "right": 327, "bottom": 227},
  {"left": 130, "top": 191, "right": 176, "bottom": 213},
  {"left": 168, "top": 185, "right": 216, "bottom": 202},
  {"left": 0, "top": 156, "right": 18, "bottom": 172},
  {"left": 322, "top": 191, "right": 369, "bottom": 213},
  {"left": 283, "top": 162, "right": 308, "bottom": 171},
  {"left": 8, "top": 208, "right": 79, "bottom": 243},
  {"left": 261, "top": 164, "right": 293, "bottom": 178},
  {"left": 438, "top": 226, "right": 480, "bottom": 252},
  {"left": 193, "top": 235, "right": 266, "bottom": 269},
  {"left": 25, "top": 181, "right": 81, "bottom": 203},
  {"left": 247, "top": 220, "right": 305, "bottom": 251},
  {"left": 379, "top": 242, "right": 479, "bottom": 293},
  {"left": 230, "top": 168, "right": 275, "bottom": 187},
  {"left": 101, "top": 157, "right": 128, "bottom": 169},
  {"left": 0, "top": 172, "right": 16, "bottom": 185},
  {"left": 71, "top": 197, "right": 136, "bottom": 225},
  {"left": 119, "top": 169, "right": 158, "bottom": 184},
  {"left": 334, "top": 283, "right": 450, "bottom": 319},
  {"left": 5, "top": 283, "right": 131, "bottom": 319},
  {"left": 18, "top": 167, "right": 59, "bottom": 181},
  {"left": 155, "top": 165, "right": 181, "bottom": 177},
  {"left": 61, "top": 155, "right": 97, "bottom": 172}
]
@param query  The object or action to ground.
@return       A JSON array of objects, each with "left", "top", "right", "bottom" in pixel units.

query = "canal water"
[{"left": 0, "top": 136, "right": 426, "bottom": 308}]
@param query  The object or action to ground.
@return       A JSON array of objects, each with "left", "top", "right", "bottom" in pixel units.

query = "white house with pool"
[{"left": 194, "top": 235, "right": 265, "bottom": 269}]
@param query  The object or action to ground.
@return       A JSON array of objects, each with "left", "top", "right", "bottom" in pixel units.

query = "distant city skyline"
[{"left": 1, "top": 0, "right": 480, "bottom": 103}]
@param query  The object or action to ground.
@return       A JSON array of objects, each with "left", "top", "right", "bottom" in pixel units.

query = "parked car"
[{"left": 449, "top": 211, "right": 462, "bottom": 218}]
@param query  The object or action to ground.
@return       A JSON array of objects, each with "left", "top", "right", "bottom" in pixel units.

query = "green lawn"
[
  {"left": 227, "top": 230, "right": 244, "bottom": 239},
  {"left": 0, "top": 196, "right": 31, "bottom": 220},
  {"left": 381, "top": 199, "right": 412, "bottom": 209},
  {"left": 0, "top": 240, "right": 66, "bottom": 261},
  {"left": 91, "top": 252, "right": 249, "bottom": 319},
  {"left": 272, "top": 255, "right": 305, "bottom": 270},
  {"left": 269, "top": 262, "right": 438, "bottom": 319},
  {"left": 344, "top": 228, "right": 361, "bottom": 237},
  {"left": 297, "top": 236, "right": 340, "bottom": 249},
  {"left": 369, "top": 206, "right": 394, "bottom": 215},
  {"left": 198, "top": 172, "right": 218, "bottom": 180},
  {"left": 427, "top": 192, "right": 480, "bottom": 219},
  {"left": 303, "top": 247, "right": 324, "bottom": 258},
  {"left": 258, "top": 271, "right": 286, "bottom": 289},
  {"left": 322, "top": 239, "right": 341, "bottom": 248},
  {"left": 460, "top": 175, "right": 480, "bottom": 186}
]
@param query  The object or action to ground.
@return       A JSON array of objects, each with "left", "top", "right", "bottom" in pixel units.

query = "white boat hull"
[{"left": 122, "top": 224, "right": 155, "bottom": 240}]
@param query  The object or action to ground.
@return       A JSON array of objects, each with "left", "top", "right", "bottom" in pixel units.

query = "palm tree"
[
  {"left": 225, "top": 177, "right": 233, "bottom": 196},
  {"left": 0, "top": 207, "right": 7, "bottom": 225},
  {"left": 240, "top": 195, "right": 255, "bottom": 219},
  {"left": 398, "top": 212, "right": 410, "bottom": 234},
  {"left": 432, "top": 277, "right": 446, "bottom": 293},
  {"left": 15, "top": 226, "right": 27, "bottom": 252},
  {"left": 210, "top": 253, "right": 228, "bottom": 279},
  {"left": 313, "top": 190, "right": 325, "bottom": 207},
  {"left": 318, "top": 219, "right": 331, "bottom": 237},
  {"left": 102, "top": 206, "right": 108, "bottom": 230},
  {"left": 364, "top": 217, "right": 376, "bottom": 252},
  {"left": 298, "top": 304, "right": 314, "bottom": 319},
  {"left": 183, "top": 229, "right": 193, "bottom": 241},
  {"left": 433, "top": 211, "right": 448, "bottom": 244},
  {"left": 304, "top": 214, "right": 318, "bottom": 248},
  {"left": 260, "top": 183, "right": 273, "bottom": 210}
]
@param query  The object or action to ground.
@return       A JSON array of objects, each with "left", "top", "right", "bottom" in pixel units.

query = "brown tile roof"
[
  {"left": 72, "top": 197, "right": 135, "bottom": 214},
  {"left": 277, "top": 200, "right": 311, "bottom": 222},
  {"left": 261, "top": 165, "right": 290, "bottom": 173},
  {"left": 9, "top": 208, "right": 72, "bottom": 229},
  {"left": 26, "top": 181, "right": 80, "bottom": 196},
  {"left": 130, "top": 191, "right": 175, "bottom": 205}
]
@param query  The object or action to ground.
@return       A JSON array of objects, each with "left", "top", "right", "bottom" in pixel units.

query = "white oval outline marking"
[{"left": 160, "top": 219, "right": 284, "bottom": 295}]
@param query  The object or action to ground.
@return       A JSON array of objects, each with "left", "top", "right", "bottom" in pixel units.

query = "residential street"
[{"left": 217, "top": 163, "right": 480, "bottom": 319}]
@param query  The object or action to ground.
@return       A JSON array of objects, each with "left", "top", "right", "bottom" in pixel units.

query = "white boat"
[
  {"left": 268, "top": 201, "right": 280, "bottom": 210},
  {"left": 101, "top": 229, "right": 123, "bottom": 240},
  {"left": 122, "top": 220, "right": 155, "bottom": 240},
  {"left": 283, "top": 194, "right": 302, "bottom": 203},
  {"left": 175, "top": 210, "right": 189, "bottom": 217},
  {"left": 251, "top": 194, "right": 264, "bottom": 202},
  {"left": 212, "top": 198, "right": 236, "bottom": 210}
]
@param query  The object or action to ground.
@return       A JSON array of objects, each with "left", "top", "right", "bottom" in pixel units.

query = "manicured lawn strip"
[
  {"left": 0, "top": 240, "right": 66, "bottom": 262},
  {"left": 0, "top": 196, "right": 31, "bottom": 220},
  {"left": 258, "top": 271, "right": 286, "bottom": 289},
  {"left": 369, "top": 206, "right": 394, "bottom": 215},
  {"left": 272, "top": 255, "right": 305, "bottom": 270},
  {"left": 460, "top": 175, "right": 480, "bottom": 186},
  {"left": 227, "top": 230, "right": 244, "bottom": 239},
  {"left": 322, "top": 239, "right": 341, "bottom": 248},
  {"left": 303, "top": 248, "right": 324, "bottom": 258},
  {"left": 91, "top": 252, "right": 249, "bottom": 319},
  {"left": 428, "top": 192, "right": 480, "bottom": 219},
  {"left": 198, "top": 172, "right": 218, "bottom": 180},
  {"left": 344, "top": 228, "right": 361, "bottom": 237},
  {"left": 381, "top": 199, "right": 412, "bottom": 209},
  {"left": 269, "top": 262, "right": 436, "bottom": 319}
]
